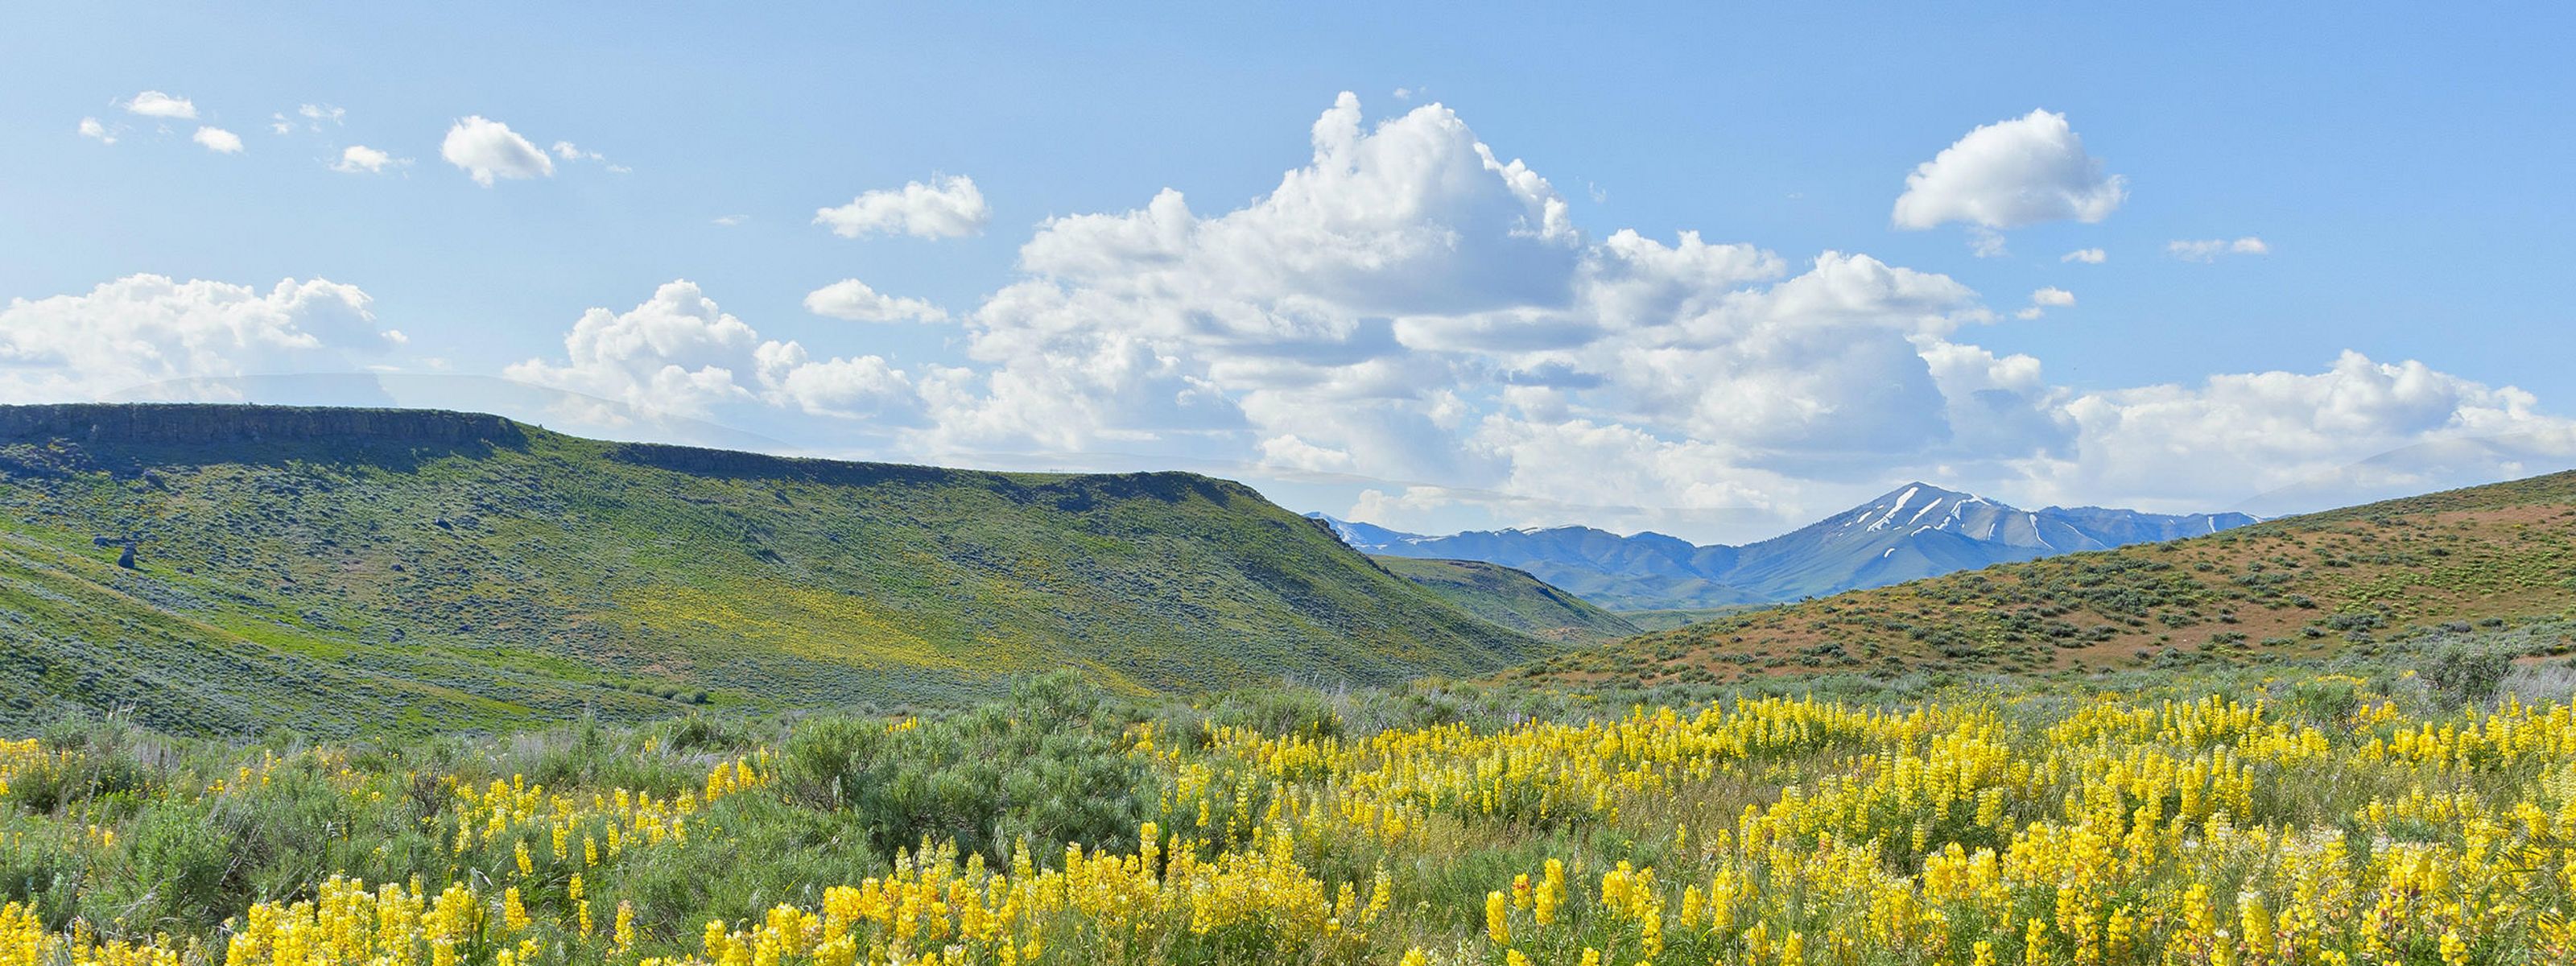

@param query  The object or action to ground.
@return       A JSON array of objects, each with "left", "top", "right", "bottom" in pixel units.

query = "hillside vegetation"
[
  {"left": 1371, "top": 556, "right": 1641, "bottom": 642},
  {"left": 0, "top": 404, "right": 1548, "bottom": 737},
  {"left": 1525, "top": 469, "right": 2576, "bottom": 689},
  {"left": 4, "top": 665, "right": 2570, "bottom": 966}
]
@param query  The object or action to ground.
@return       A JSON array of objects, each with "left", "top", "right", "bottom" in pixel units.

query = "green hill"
[
  {"left": 1371, "top": 556, "right": 1641, "bottom": 642},
  {"left": 0, "top": 404, "right": 1550, "bottom": 737},
  {"left": 1616, "top": 605, "right": 1765, "bottom": 632},
  {"left": 1524, "top": 469, "right": 2576, "bottom": 689}
]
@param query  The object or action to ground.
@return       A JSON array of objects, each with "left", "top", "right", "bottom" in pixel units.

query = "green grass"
[
  {"left": 1370, "top": 556, "right": 1641, "bottom": 642},
  {"left": 1611, "top": 605, "right": 1765, "bottom": 633},
  {"left": 0, "top": 404, "right": 1554, "bottom": 737}
]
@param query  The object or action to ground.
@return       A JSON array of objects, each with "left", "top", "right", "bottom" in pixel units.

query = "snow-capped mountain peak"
[{"left": 1311, "top": 482, "right": 2256, "bottom": 609}]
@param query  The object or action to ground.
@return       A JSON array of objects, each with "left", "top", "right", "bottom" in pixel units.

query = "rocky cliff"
[{"left": 0, "top": 403, "right": 526, "bottom": 447}]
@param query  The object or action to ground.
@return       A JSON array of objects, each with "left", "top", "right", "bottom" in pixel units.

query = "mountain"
[
  {"left": 1370, "top": 556, "right": 1641, "bottom": 642},
  {"left": 1320, "top": 518, "right": 1757, "bottom": 610},
  {"left": 1317, "top": 483, "right": 2256, "bottom": 609},
  {"left": 0, "top": 403, "right": 1550, "bottom": 737},
  {"left": 1522, "top": 469, "right": 2576, "bottom": 689}
]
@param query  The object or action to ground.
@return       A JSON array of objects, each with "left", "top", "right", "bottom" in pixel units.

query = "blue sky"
[{"left": 4, "top": 2, "right": 2572, "bottom": 543}]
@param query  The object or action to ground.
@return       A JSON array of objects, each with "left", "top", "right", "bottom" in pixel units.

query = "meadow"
[{"left": 5, "top": 648, "right": 2572, "bottom": 966}]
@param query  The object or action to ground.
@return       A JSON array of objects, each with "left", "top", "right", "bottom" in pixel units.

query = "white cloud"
[
  {"left": 815, "top": 175, "right": 991, "bottom": 239},
  {"left": 77, "top": 118, "right": 114, "bottom": 144},
  {"left": 549, "top": 140, "right": 615, "bottom": 167},
  {"left": 275, "top": 104, "right": 342, "bottom": 136},
  {"left": 711, "top": 215, "right": 748, "bottom": 227},
  {"left": 908, "top": 92, "right": 2004, "bottom": 515},
  {"left": 119, "top": 90, "right": 196, "bottom": 120},
  {"left": 505, "top": 281, "right": 762, "bottom": 415},
  {"left": 1967, "top": 227, "right": 2008, "bottom": 258},
  {"left": 884, "top": 91, "right": 2576, "bottom": 539},
  {"left": 2061, "top": 247, "right": 2107, "bottom": 264},
  {"left": 921, "top": 93, "right": 1583, "bottom": 466},
  {"left": 1892, "top": 109, "right": 2126, "bottom": 230},
  {"left": 803, "top": 279, "right": 949, "bottom": 323},
  {"left": 440, "top": 116, "right": 553, "bottom": 186},
  {"left": 1260, "top": 434, "right": 1357, "bottom": 472},
  {"left": 753, "top": 342, "right": 917, "bottom": 419},
  {"left": 2169, "top": 236, "right": 2269, "bottom": 262},
  {"left": 458, "top": 92, "right": 2563, "bottom": 542},
  {"left": 2015, "top": 287, "right": 2075, "bottom": 320},
  {"left": 2033, "top": 351, "right": 2576, "bottom": 511},
  {"left": 331, "top": 144, "right": 404, "bottom": 174},
  {"left": 192, "top": 126, "right": 244, "bottom": 154},
  {"left": 506, "top": 280, "right": 920, "bottom": 423},
  {"left": 0, "top": 274, "right": 400, "bottom": 401}
]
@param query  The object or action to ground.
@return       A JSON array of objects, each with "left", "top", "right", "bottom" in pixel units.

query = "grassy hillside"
[
  {"left": 1371, "top": 556, "right": 1641, "bottom": 642},
  {"left": 0, "top": 404, "right": 1548, "bottom": 737},
  {"left": 1524, "top": 468, "right": 2576, "bottom": 689},
  {"left": 1616, "top": 605, "right": 1765, "bottom": 632}
]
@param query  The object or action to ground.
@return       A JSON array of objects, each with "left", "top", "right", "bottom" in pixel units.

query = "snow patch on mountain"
[{"left": 1313, "top": 483, "right": 2258, "bottom": 609}]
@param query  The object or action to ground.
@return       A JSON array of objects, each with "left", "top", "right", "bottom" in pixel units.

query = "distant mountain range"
[{"left": 1316, "top": 483, "right": 2258, "bottom": 609}]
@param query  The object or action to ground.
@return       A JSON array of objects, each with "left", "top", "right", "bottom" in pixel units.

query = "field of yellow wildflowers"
[{"left": 4, "top": 669, "right": 2574, "bottom": 966}]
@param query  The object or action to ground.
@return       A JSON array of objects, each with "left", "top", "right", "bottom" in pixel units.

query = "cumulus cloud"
[
  {"left": 2033, "top": 352, "right": 2576, "bottom": 511},
  {"left": 815, "top": 175, "right": 991, "bottom": 239},
  {"left": 919, "top": 93, "right": 1584, "bottom": 466},
  {"left": 900, "top": 92, "right": 2025, "bottom": 527},
  {"left": 440, "top": 116, "right": 553, "bottom": 186},
  {"left": 1260, "top": 434, "right": 1358, "bottom": 472},
  {"left": 803, "top": 279, "right": 948, "bottom": 323},
  {"left": 2169, "top": 237, "right": 2269, "bottom": 262},
  {"left": 711, "top": 215, "right": 749, "bottom": 228},
  {"left": 505, "top": 282, "right": 763, "bottom": 415},
  {"left": 192, "top": 126, "right": 243, "bottom": 154},
  {"left": 886, "top": 91, "right": 2575, "bottom": 539},
  {"left": 1892, "top": 109, "right": 2126, "bottom": 230},
  {"left": 0, "top": 275, "right": 401, "bottom": 401},
  {"left": 331, "top": 144, "right": 404, "bottom": 174},
  {"left": 506, "top": 281, "right": 919, "bottom": 422},
  {"left": 119, "top": 90, "right": 196, "bottom": 120},
  {"left": 461, "top": 93, "right": 2562, "bottom": 541},
  {"left": 77, "top": 118, "right": 114, "bottom": 144},
  {"left": 2061, "top": 247, "right": 2107, "bottom": 264}
]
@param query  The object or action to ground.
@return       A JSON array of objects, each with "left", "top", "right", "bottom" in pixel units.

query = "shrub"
[
  {"left": 2282, "top": 676, "right": 2362, "bottom": 728},
  {"left": 778, "top": 671, "right": 1153, "bottom": 866},
  {"left": 2421, "top": 643, "right": 2513, "bottom": 707}
]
